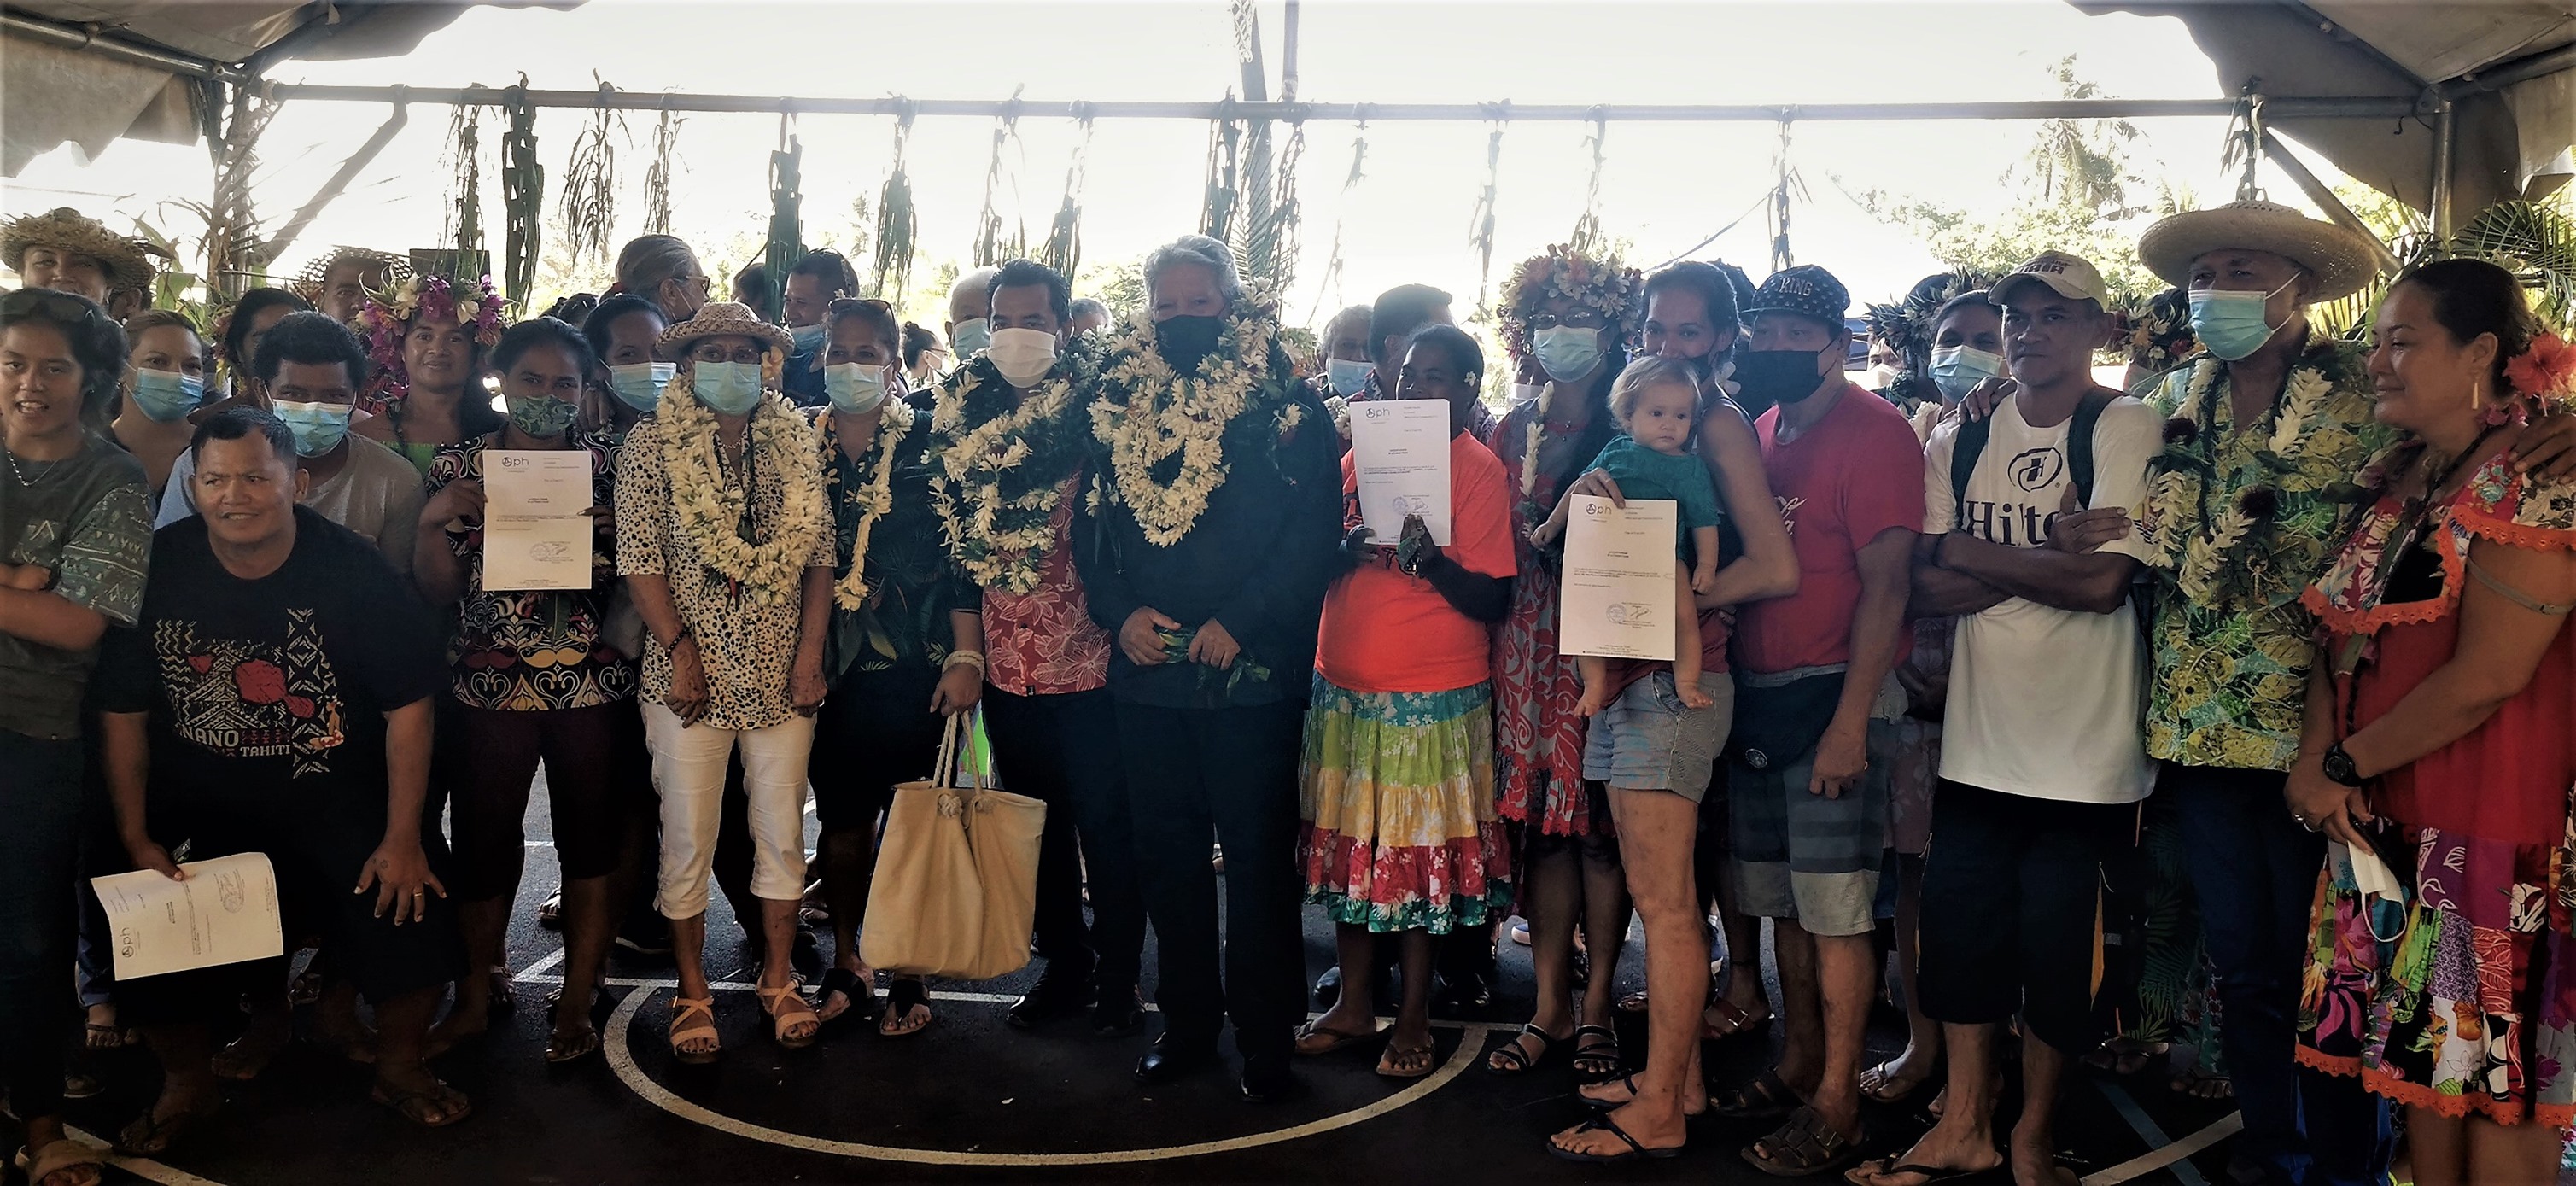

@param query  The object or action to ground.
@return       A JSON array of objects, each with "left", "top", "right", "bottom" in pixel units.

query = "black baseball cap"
[{"left": 1744, "top": 264, "right": 1851, "bottom": 330}]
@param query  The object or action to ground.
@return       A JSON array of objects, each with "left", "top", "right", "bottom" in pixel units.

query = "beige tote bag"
[{"left": 858, "top": 710, "right": 1049, "bottom": 980}]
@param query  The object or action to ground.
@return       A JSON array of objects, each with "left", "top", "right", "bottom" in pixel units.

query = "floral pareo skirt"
[
  {"left": 1297, "top": 676, "right": 1511, "bottom": 935},
  {"left": 2295, "top": 811, "right": 2576, "bottom": 1128}
]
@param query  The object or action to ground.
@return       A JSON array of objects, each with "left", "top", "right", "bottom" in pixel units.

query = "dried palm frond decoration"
[
  {"left": 441, "top": 97, "right": 486, "bottom": 260},
  {"left": 1568, "top": 114, "right": 1608, "bottom": 254},
  {"left": 559, "top": 76, "right": 623, "bottom": 271},
  {"left": 1200, "top": 94, "right": 1244, "bottom": 243},
  {"left": 642, "top": 98, "right": 680, "bottom": 237},
  {"left": 1467, "top": 113, "right": 1505, "bottom": 312},
  {"left": 501, "top": 79, "right": 543, "bottom": 304},
  {"left": 763, "top": 115, "right": 805, "bottom": 317},
  {"left": 1234, "top": 117, "right": 1303, "bottom": 296},
  {"left": 1038, "top": 114, "right": 1095, "bottom": 279},
  {"left": 200, "top": 85, "right": 282, "bottom": 297},
  {"left": 1303, "top": 124, "right": 1367, "bottom": 324},
  {"left": 871, "top": 102, "right": 919, "bottom": 301},
  {"left": 972, "top": 91, "right": 1027, "bottom": 268}
]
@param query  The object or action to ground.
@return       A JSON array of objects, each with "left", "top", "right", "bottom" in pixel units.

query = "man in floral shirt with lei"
[{"left": 2055, "top": 200, "right": 2576, "bottom": 1186}]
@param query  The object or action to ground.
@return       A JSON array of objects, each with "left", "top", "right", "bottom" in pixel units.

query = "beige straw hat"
[
  {"left": 0, "top": 207, "right": 161, "bottom": 292},
  {"left": 657, "top": 300, "right": 793, "bottom": 356},
  {"left": 2137, "top": 200, "right": 2379, "bottom": 303}
]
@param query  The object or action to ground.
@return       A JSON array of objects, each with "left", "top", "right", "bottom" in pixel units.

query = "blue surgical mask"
[
  {"left": 128, "top": 368, "right": 206, "bottom": 422},
  {"left": 823, "top": 363, "right": 888, "bottom": 415},
  {"left": 1531, "top": 324, "right": 1605, "bottom": 383},
  {"left": 270, "top": 399, "right": 352, "bottom": 457},
  {"left": 607, "top": 361, "right": 675, "bottom": 412},
  {"left": 949, "top": 318, "right": 992, "bottom": 357},
  {"left": 2188, "top": 278, "right": 2297, "bottom": 361},
  {"left": 1928, "top": 346, "right": 2008, "bottom": 402},
  {"left": 1326, "top": 358, "right": 1373, "bottom": 398},
  {"left": 790, "top": 323, "right": 828, "bottom": 354},
  {"left": 691, "top": 360, "right": 765, "bottom": 415}
]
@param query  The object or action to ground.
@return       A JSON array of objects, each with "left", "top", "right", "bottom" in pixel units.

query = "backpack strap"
[
  {"left": 2067, "top": 387, "right": 2118, "bottom": 509},
  {"left": 1949, "top": 412, "right": 1993, "bottom": 530}
]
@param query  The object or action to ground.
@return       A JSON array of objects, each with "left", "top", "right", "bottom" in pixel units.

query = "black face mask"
[
  {"left": 1732, "top": 348, "right": 1831, "bottom": 415},
  {"left": 1155, "top": 315, "right": 1225, "bottom": 371}
]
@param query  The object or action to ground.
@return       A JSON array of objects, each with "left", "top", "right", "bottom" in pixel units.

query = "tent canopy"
[
  {"left": 0, "top": 1, "right": 570, "bottom": 176},
  {"left": 2085, "top": 2, "right": 2575, "bottom": 213}
]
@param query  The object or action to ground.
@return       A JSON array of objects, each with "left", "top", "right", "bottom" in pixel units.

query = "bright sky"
[{"left": 3, "top": 0, "right": 2318, "bottom": 324}]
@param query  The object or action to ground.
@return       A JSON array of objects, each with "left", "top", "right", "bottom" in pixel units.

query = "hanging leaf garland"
[
  {"left": 871, "top": 103, "right": 918, "bottom": 301},
  {"left": 559, "top": 75, "right": 623, "bottom": 270},
  {"left": 501, "top": 78, "right": 543, "bottom": 305},
  {"left": 642, "top": 100, "right": 680, "bottom": 237},
  {"left": 1199, "top": 94, "right": 1244, "bottom": 242},
  {"left": 972, "top": 93, "right": 1027, "bottom": 268},
  {"left": 441, "top": 100, "right": 485, "bottom": 260},
  {"left": 1568, "top": 114, "right": 1607, "bottom": 254},
  {"left": 1303, "top": 123, "right": 1367, "bottom": 324},
  {"left": 1467, "top": 113, "right": 1505, "bottom": 313},
  {"left": 1038, "top": 114, "right": 1095, "bottom": 279},
  {"left": 763, "top": 116, "right": 805, "bottom": 316}
]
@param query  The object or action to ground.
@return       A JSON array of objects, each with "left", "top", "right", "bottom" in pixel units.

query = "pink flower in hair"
[{"left": 2504, "top": 332, "right": 2575, "bottom": 401}]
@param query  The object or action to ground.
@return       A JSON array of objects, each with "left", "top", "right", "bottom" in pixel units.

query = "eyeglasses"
[
  {"left": 0, "top": 287, "right": 111, "bottom": 329},
  {"left": 1523, "top": 310, "right": 1606, "bottom": 330}
]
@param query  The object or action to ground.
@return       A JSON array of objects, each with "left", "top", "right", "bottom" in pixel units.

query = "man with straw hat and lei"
[
  {"left": 2042, "top": 199, "right": 2576, "bottom": 1186},
  {"left": 1, "top": 207, "right": 163, "bottom": 320},
  {"left": 293, "top": 246, "right": 413, "bottom": 327},
  {"left": 613, "top": 299, "right": 833, "bottom": 1063}
]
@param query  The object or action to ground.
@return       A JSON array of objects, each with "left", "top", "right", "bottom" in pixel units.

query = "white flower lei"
[
  {"left": 657, "top": 374, "right": 827, "bottom": 609},
  {"left": 2141, "top": 353, "right": 2334, "bottom": 599},
  {"left": 1088, "top": 291, "right": 1289, "bottom": 548},
  {"left": 821, "top": 406, "right": 912, "bottom": 611},
  {"left": 930, "top": 360, "right": 1087, "bottom": 593}
]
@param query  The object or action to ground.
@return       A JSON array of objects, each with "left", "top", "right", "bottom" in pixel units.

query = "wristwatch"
[{"left": 2321, "top": 740, "right": 2364, "bottom": 787}]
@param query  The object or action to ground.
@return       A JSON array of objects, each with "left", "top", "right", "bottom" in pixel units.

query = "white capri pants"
[{"left": 641, "top": 702, "right": 815, "bottom": 919}]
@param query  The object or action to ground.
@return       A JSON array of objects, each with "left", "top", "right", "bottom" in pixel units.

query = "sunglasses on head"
[
  {"left": 827, "top": 297, "right": 895, "bottom": 315},
  {"left": 0, "top": 287, "right": 112, "bottom": 329}
]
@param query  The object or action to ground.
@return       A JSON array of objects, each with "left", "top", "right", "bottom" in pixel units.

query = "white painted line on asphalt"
[
  {"left": 2082, "top": 1078, "right": 2236, "bottom": 1186},
  {"left": 598, "top": 984, "right": 1497, "bottom": 1166},
  {"left": 61, "top": 1129, "right": 231, "bottom": 1186},
  {"left": 514, "top": 947, "right": 568, "bottom": 979}
]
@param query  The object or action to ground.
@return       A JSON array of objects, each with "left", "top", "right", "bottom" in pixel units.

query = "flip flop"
[
  {"left": 1860, "top": 1059, "right": 1938, "bottom": 1104},
  {"left": 878, "top": 978, "right": 933, "bottom": 1038},
  {"left": 1294, "top": 1019, "right": 1379, "bottom": 1056},
  {"left": 114, "top": 1101, "right": 215, "bottom": 1156},
  {"left": 15, "top": 1138, "right": 104, "bottom": 1186},
  {"left": 1844, "top": 1154, "right": 2008, "bottom": 1186},
  {"left": 371, "top": 1076, "right": 473, "bottom": 1129},
  {"left": 815, "top": 967, "right": 873, "bottom": 1030},
  {"left": 1375, "top": 1042, "right": 1437, "bottom": 1079},
  {"left": 1545, "top": 1115, "right": 1685, "bottom": 1165}
]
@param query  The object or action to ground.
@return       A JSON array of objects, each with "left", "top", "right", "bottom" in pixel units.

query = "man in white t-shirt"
[{"left": 1855, "top": 252, "right": 2157, "bottom": 1186}]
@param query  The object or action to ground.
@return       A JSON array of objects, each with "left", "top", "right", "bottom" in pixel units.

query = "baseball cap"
[
  {"left": 1989, "top": 251, "right": 2110, "bottom": 308},
  {"left": 1744, "top": 264, "right": 1851, "bottom": 329}
]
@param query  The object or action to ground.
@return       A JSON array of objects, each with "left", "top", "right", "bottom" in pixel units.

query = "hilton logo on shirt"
[{"left": 1959, "top": 447, "right": 2065, "bottom": 546}]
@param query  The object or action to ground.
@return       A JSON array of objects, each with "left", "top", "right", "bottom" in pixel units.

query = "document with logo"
[
  {"left": 1560, "top": 495, "right": 1679, "bottom": 661},
  {"left": 91, "top": 853, "right": 283, "bottom": 980},
  {"left": 482, "top": 449, "right": 594, "bottom": 591},
  {"left": 1350, "top": 398, "right": 1454, "bottom": 546}
]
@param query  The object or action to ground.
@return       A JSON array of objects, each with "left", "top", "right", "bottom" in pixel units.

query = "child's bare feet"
[{"left": 1676, "top": 681, "right": 1714, "bottom": 710}]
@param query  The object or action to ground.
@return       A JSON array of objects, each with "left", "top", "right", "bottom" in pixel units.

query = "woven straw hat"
[
  {"left": 658, "top": 300, "right": 792, "bottom": 356},
  {"left": 2138, "top": 201, "right": 2379, "bottom": 303},
  {"left": 293, "top": 246, "right": 412, "bottom": 295},
  {"left": 0, "top": 207, "right": 161, "bottom": 292}
]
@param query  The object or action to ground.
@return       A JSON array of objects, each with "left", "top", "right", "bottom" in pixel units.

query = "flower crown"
[
  {"left": 1498, "top": 244, "right": 1643, "bottom": 358},
  {"left": 2121, "top": 286, "right": 2199, "bottom": 375},
  {"left": 359, "top": 274, "right": 507, "bottom": 379}
]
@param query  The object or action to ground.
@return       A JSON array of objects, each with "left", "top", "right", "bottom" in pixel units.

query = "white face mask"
[{"left": 984, "top": 327, "right": 1060, "bottom": 388}]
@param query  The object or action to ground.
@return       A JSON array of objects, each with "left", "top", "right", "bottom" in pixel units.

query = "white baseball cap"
[{"left": 1989, "top": 251, "right": 2111, "bottom": 309}]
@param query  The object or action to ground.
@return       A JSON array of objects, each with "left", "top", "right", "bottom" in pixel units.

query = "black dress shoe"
[
  {"left": 1239, "top": 1052, "right": 1302, "bottom": 1104},
  {"left": 1312, "top": 965, "right": 1343, "bottom": 1007},
  {"left": 1006, "top": 973, "right": 1093, "bottom": 1029},
  {"left": 1090, "top": 988, "right": 1146, "bottom": 1037},
  {"left": 1134, "top": 1034, "right": 1219, "bottom": 1084}
]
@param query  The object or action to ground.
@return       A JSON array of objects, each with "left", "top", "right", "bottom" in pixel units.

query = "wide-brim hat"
[
  {"left": 2138, "top": 201, "right": 2379, "bottom": 303},
  {"left": 658, "top": 301, "right": 792, "bottom": 357},
  {"left": 0, "top": 207, "right": 160, "bottom": 292},
  {"left": 293, "top": 245, "right": 412, "bottom": 294}
]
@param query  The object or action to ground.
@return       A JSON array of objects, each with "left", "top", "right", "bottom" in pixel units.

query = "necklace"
[
  {"left": 822, "top": 406, "right": 910, "bottom": 611},
  {"left": 5, "top": 446, "right": 64, "bottom": 488},
  {"left": 931, "top": 356, "right": 1093, "bottom": 594},
  {"left": 1089, "top": 291, "right": 1294, "bottom": 547}
]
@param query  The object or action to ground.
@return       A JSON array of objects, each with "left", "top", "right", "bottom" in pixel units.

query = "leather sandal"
[
  {"left": 756, "top": 981, "right": 820, "bottom": 1049},
  {"left": 667, "top": 994, "right": 721, "bottom": 1064}
]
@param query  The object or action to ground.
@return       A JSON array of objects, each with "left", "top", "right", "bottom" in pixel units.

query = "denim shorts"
[{"left": 1580, "top": 670, "right": 1733, "bottom": 803}]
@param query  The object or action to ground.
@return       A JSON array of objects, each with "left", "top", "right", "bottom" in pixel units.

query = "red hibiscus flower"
[
  {"left": 234, "top": 659, "right": 287, "bottom": 704},
  {"left": 285, "top": 694, "right": 316, "bottom": 719}
]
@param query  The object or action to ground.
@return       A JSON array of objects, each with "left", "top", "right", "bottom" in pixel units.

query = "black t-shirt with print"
[{"left": 96, "top": 506, "right": 445, "bottom": 813}]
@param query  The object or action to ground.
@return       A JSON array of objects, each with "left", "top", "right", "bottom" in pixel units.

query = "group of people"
[{"left": 3, "top": 189, "right": 2573, "bottom": 1186}]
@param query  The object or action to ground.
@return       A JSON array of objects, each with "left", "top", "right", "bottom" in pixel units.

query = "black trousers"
[
  {"left": 984, "top": 686, "right": 1148, "bottom": 992},
  {"left": 1117, "top": 700, "right": 1305, "bottom": 1060},
  {"left": 0, "top": 729, "right": 80, "bottom": 1121}
]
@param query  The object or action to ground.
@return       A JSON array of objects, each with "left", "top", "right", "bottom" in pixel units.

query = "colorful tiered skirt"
[
  {"left": 2295, "top": 809, "right": 2576, "bottom": 1128},
  {"left": 1298, "top": 677, "right": 1510, "bottom": 934}
]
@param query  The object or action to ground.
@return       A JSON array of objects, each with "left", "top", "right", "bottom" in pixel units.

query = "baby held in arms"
[{"left": 1533, "top": 361, "right": 1720, "bottom": 716}]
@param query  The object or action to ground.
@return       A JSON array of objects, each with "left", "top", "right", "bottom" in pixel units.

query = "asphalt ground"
[{"left": 12, "top": 775, "right": 2303, "bottom": 1186}]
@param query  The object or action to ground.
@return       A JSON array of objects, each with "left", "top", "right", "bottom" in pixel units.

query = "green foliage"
[
  {"left": 2455, "top": 197, "right": 2576, "bottom": 331},
  {"left": 1078, "top": 256, "right": 1146, "bottom": 323}
]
